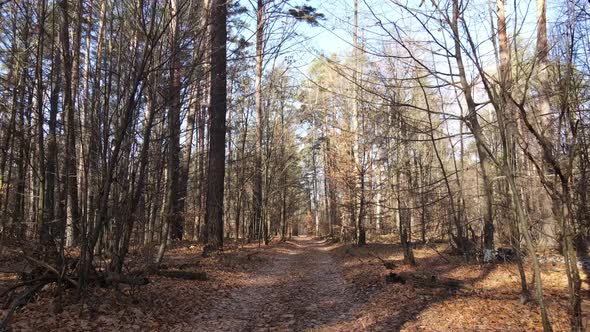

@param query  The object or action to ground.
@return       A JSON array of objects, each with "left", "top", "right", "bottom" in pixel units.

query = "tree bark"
[
  {"left": 204, "top": 0, "right": 228, "bottom": 249},
  {"left": 59, "top": 0, "right": 81, "bottom": 246}
]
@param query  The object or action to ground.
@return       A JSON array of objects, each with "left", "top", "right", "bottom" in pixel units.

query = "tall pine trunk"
[{"left": 204, "top": 0, "right": 228, "bottom": 249}]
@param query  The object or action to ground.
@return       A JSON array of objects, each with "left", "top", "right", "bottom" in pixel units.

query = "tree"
[{"left": 204, "top": 0, "right": 228, "bottom": 250}]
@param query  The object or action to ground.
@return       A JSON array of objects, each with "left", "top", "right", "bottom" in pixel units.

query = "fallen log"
[
  {"left": 132, "top": 264, "right": 208, "bottom": 281},
  {"left": 369, "top": 253, "right": 397, "bottom": 269},
  {"left": 384, "top": 271, "right": 465, "bottom": 290},
  {"left": 105, "top": 272, "right": 149, "bottom": 286}
]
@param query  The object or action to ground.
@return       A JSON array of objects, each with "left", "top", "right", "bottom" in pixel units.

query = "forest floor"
[{"left": 1, "top": 236, "right": 587, "bottom": 331}]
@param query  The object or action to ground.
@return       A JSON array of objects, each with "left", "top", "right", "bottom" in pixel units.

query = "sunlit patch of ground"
[{"left": 331, "top": 241, "right": 580, "bottom": 331}]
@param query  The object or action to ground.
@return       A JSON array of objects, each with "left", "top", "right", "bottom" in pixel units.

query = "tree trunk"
[
  {"left": 165, "top": 0, "right": 183, "bottom": 241},
  {"left": 59, "top": 0, "right": 81, "bottom": 246},
  {"left": 204, "top": 0, "right": 228, "bottom": 249},
  {"left": 35, "top": 0, "right": 49, "bottom": 244}
]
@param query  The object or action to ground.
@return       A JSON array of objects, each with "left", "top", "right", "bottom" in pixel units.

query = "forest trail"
[
  {"left": 197, "top": 237, "right": 358, "bottom": 331},
  {"left": 2, "top": 236, "right": 577, "bottom": 330}
]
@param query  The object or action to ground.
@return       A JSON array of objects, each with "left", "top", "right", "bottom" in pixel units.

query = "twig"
[
  {"left": 0, "top": 276, "right": 47, "bottom": 299},
  {"left": 425, "top": 243, "right": 451, "bottom": 263},
  {"left": 368, "top": 252, "right": 386, "bottom": 264},
  {"left": 21, "top": 254, "right": 80, "bottom": 288},
  {"left": 0, "top": 282, "right": 47, "bottom": 331}
]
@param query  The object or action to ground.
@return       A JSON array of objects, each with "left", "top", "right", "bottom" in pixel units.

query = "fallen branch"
[
  {"left": 0, "top": 275, "right": 48, "bottom": 299},
  {"left": 105, "top": 273, "right": 149, "bottom": 286},
  {"left": 133, "top": 264, "right": 207, "bottom": 281},
  {"left": 0, "top": 282, "right": 47, "bottom": 331},
  {"left": 425, "top": 243, "right": 451, "bottom": 263},
  {"left": 369, "top": 252, "right": 396, "bottom": 269},
  {"left": 385, "top": 271, "right": 468, "bottom": 291},
  {"left": 21, "top": 254, "right": 79, "bottom": 288}
]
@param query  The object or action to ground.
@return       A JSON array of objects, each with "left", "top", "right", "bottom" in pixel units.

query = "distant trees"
[
  {"left": 294, "top": 0, "right": 587, "bottom": 330},
  {"left": 0, "top": 0, "right": 313, "bottom": 289}
]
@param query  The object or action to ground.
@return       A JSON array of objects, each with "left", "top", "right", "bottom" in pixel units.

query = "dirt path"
[
  {"left": 5, "top": 237, "right": 577, "bottom": 331},
  {"left": 197, "top": 237, "right": 358, "bottom": 331}
]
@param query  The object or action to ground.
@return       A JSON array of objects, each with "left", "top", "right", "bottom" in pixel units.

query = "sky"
[
  {"left": 279, "top": 0, "right": 564, "bottom": 156},
  {"left": 285, "top": 0, "right": 553, "bottom": 74}
]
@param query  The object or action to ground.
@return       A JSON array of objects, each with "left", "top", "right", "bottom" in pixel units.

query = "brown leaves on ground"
[
  {"left": 331, "top": 242, "right": 584, "bottom": 331},
  {"left": 1, "top": 241, "right": 271, "bottom": 331},
  {"left": 1, "top": 237, "right": 586, "bottom": 331}
]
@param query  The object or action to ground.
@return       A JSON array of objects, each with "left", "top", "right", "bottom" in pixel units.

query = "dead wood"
[
  {"left": 384, "top": 271, "right": 466, "bottom": 290},
  {"left": 21, "top": 254, "right": 79, "bottom": 288},
  {"left": 369, "top": 252, "right": 397, "bottom": 269},
  {"left": 424, "top": 243, "right": 451, "bottom": 263},
  {"left": 104, "top": 272, "right": 150, "bottom": 286},
  {"left": 0, "top": 282, "right": 47, "bottom": 331}
]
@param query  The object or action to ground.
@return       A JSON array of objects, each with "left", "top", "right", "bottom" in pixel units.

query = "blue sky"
[{"left": 287, "top": 0, "right": 547, "bottom": 71}]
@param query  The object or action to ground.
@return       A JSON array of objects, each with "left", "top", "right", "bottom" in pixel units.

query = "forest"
[{"left": 0, "top": 0, "right": 589, "bottom": 330}]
